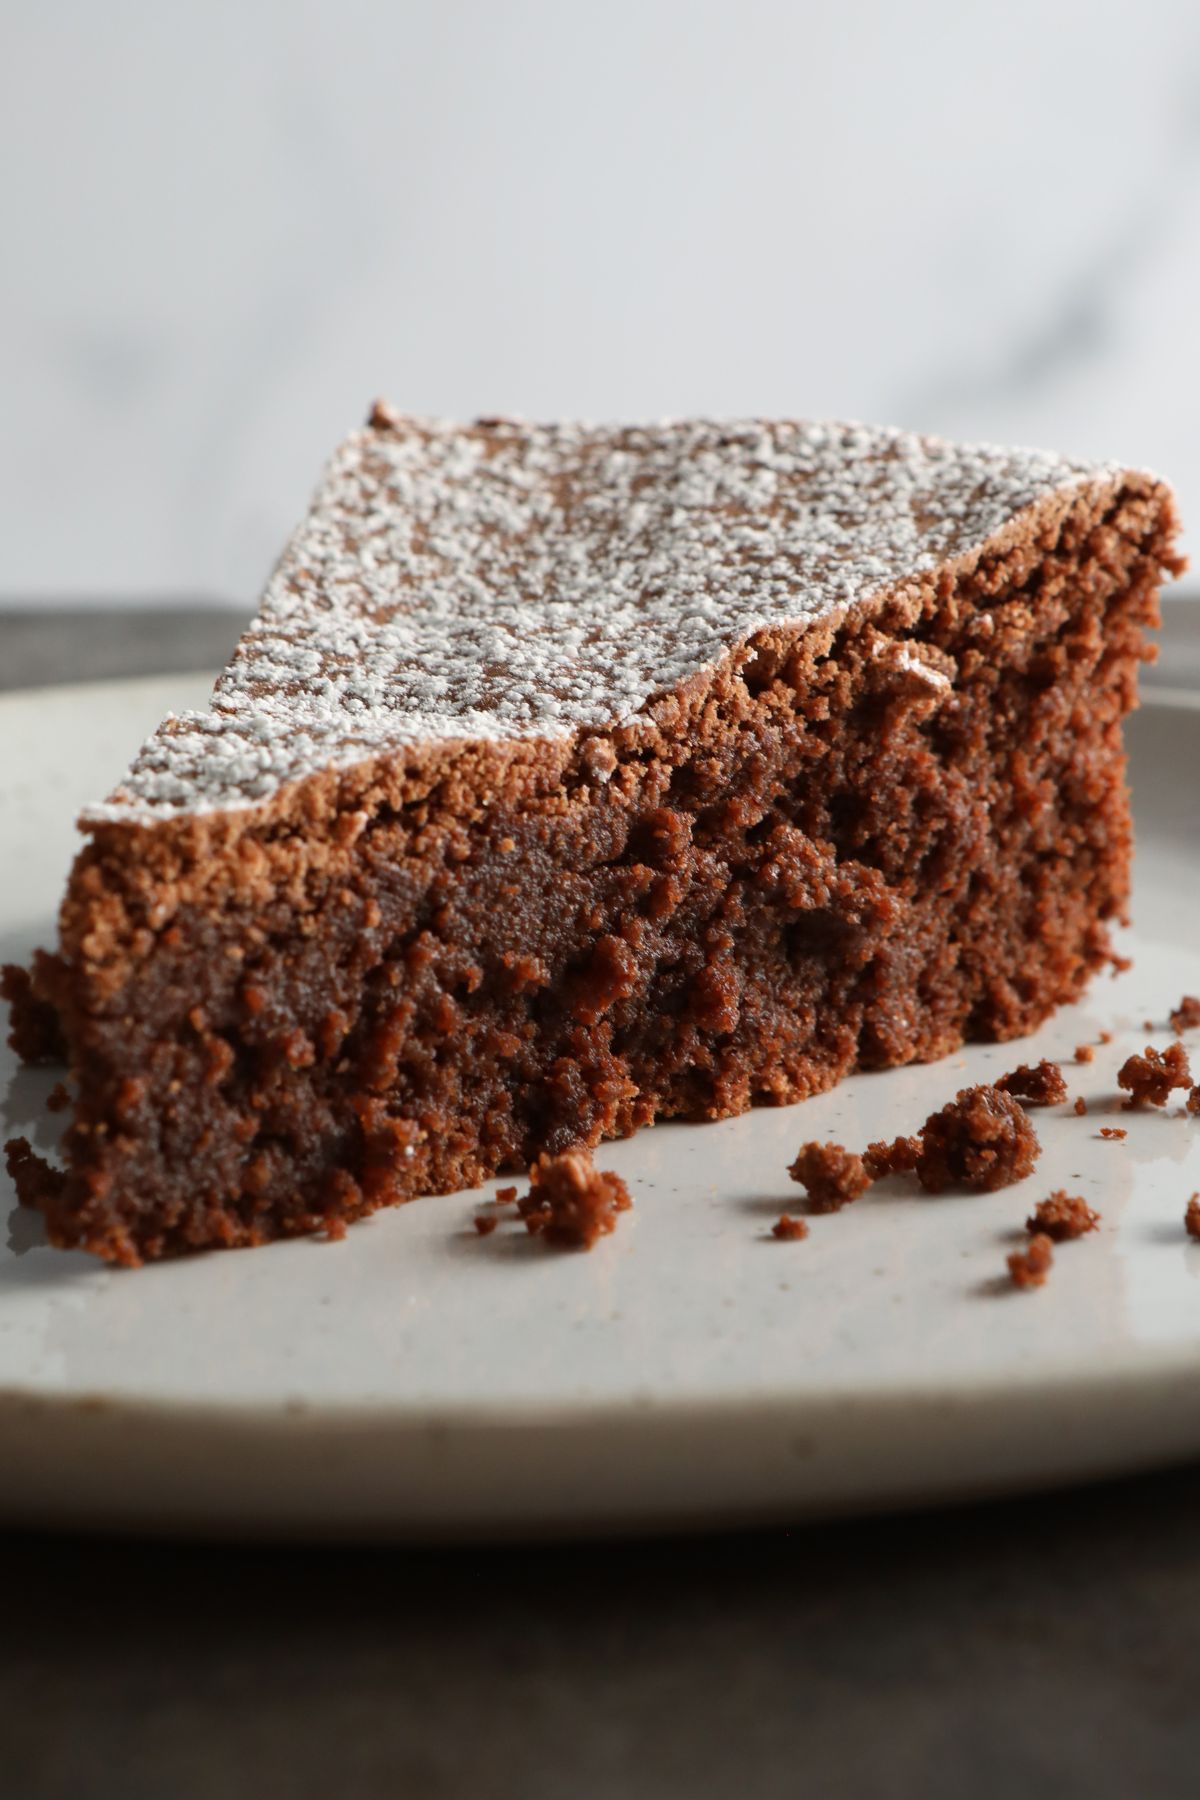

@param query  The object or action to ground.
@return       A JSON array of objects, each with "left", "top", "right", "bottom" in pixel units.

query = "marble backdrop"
[{"left": 2, "top": 0, "right": 1197, "bottom": 601}]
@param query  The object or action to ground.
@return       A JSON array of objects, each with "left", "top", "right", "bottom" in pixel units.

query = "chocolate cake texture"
[{"left": 3, "top": 409, "right": 1183, "bottom": 1262}]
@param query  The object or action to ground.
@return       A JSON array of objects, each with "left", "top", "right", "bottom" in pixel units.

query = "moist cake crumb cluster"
[
  {"left": 913, "top": 1086, "right": 1041, "bottom": 1193},
  {"left": 773, "top": 1004, "right": 1200, "bottom": 1268},
  {"left": 787, "top": 1142, "right": 871, "bottom": 1212},
  {"left": 1008, "top": 1234, "right": 1054, "bottom": 1289},
  {"left": 471, "top": 1150, "right": 631, "bottom": 1249},
  {"left": 4, "top": 1137, "right": 65, "bottom": 1213},
  {"left": 516, "top": 1150, "right": 632, "bottom": 1248},
  {"left": 786, "top": 1080, "right": 1044, "bottom": 1216},
  {"left": 1170, "top": 996, "right": 1200, "bottom": 1034},
  {"left": 1, "top": 409, "right": 1183, "bottom": 1262},
  {"left": 0, "top": 963, "right": 65, "bottom": 1064},
  {"left": 863, "top": 1135, "right": 924, "bottom": 1179},
  {"left": 996, "top": 1060, "right": 1068, "bottom": 1107},
  {"left": 1027, "top": 1192, "right": 1101, "bottom": 1240},
  {"left": 1117, "top": 1043, "right": 1192, "bottom": 1107},
  {"left": 771, "top": 1213, "right": 810, "bottom": 1241}
]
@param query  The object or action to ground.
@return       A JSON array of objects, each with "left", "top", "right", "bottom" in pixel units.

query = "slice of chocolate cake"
[{"left": 4, "top": 411, "right": 1183, "bottom": 1263}]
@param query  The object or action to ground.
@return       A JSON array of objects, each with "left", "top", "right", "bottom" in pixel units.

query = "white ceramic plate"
[{"left": 3, "top": 676, "right": 1200, "bottom": 1539}]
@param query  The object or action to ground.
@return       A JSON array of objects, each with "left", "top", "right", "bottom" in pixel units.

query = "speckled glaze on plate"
[{"left": 2, "top": 676, "right": 1200, "bottom": 1539}]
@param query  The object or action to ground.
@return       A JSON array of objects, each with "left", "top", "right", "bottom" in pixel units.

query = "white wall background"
[{"left": 2, "top": 0, "right": 1198, "bottom": 603}]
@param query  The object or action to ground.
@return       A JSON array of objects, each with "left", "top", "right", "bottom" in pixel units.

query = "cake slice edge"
[{"left": 5, "top": 454, "right": 1185, "bottom": 1263}]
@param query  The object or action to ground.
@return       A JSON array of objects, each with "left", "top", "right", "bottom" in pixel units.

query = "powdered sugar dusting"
[{"left": 85, "top": 414, "right": 1122, "bottom": 823}]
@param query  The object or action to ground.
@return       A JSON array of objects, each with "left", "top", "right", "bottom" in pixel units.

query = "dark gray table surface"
[{"left": 4, "top": 603, "right": 1200, "bottom": 1800}]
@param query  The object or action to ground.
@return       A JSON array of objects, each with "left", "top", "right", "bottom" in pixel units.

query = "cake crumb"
[
  {"left": 1026, "top": 1191, "right": 1100, "bottom": 1240},
  {"left": 1099, "top": 1031, "right": 1113, "bottom": 1045},
  {"left": 1170, "top": 996, "right": 1200, "bottom": 1034},
  {"left": 494, "top": 1185, "right": 519, "bottom": 1205},
  {"left": 1186, "top": 1196, "right": 1200, "bottom": 1241},
  {"left": 1073, "top": 1096, "right": 1088, "bottom": 1116},
  {"left": 1007, "top": 1233, "right": 1054, "bottom": 1289},
  {"left": 1099, "top": 1127, "right": 1128, "bottom": 1140},
  {"left": 771, "top": 1213, "right": 810, "bottom": 1241},
  {"left": 1117, "top": 1043, "right": 1192, "bottom": 1107},
  {"left": 4, "top": 1136, "right": 67, "bottom": 1209},
  {"left": 45, "top": 1081, "right": 71, "bottom": 1114},
  {"left": 1, "top": 961, "right": 66, "bottom": 1064},
  {"left": 788, "top": 1142, "right": 872, "bottom": 1212},
  {"left": 1188, "top": 1088, "right": 1200, "bottom": 1117},
  {"left": 915, "top": 1085, "right": 1041, "bottom": 1193},
  {"left": 516, "top": 1150, "right": 632, "bottom": 1249},
  {"left": 473, "top": 1213, "right": 499, "bottom": 1236},
  {"left": 1074, "top": 1043, "right": 1095, "bottom": 1065},
  {"left": 997, "top": 1059, "right": 1068, "bottom": 1107},
  {"left": 863, "top": 1135, "right": 923, "bottom": 1179}
]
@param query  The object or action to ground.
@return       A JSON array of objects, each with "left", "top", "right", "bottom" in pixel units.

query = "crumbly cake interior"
[{"left": 11, "top": 466, "right": 1177, "bottom": 1263}]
